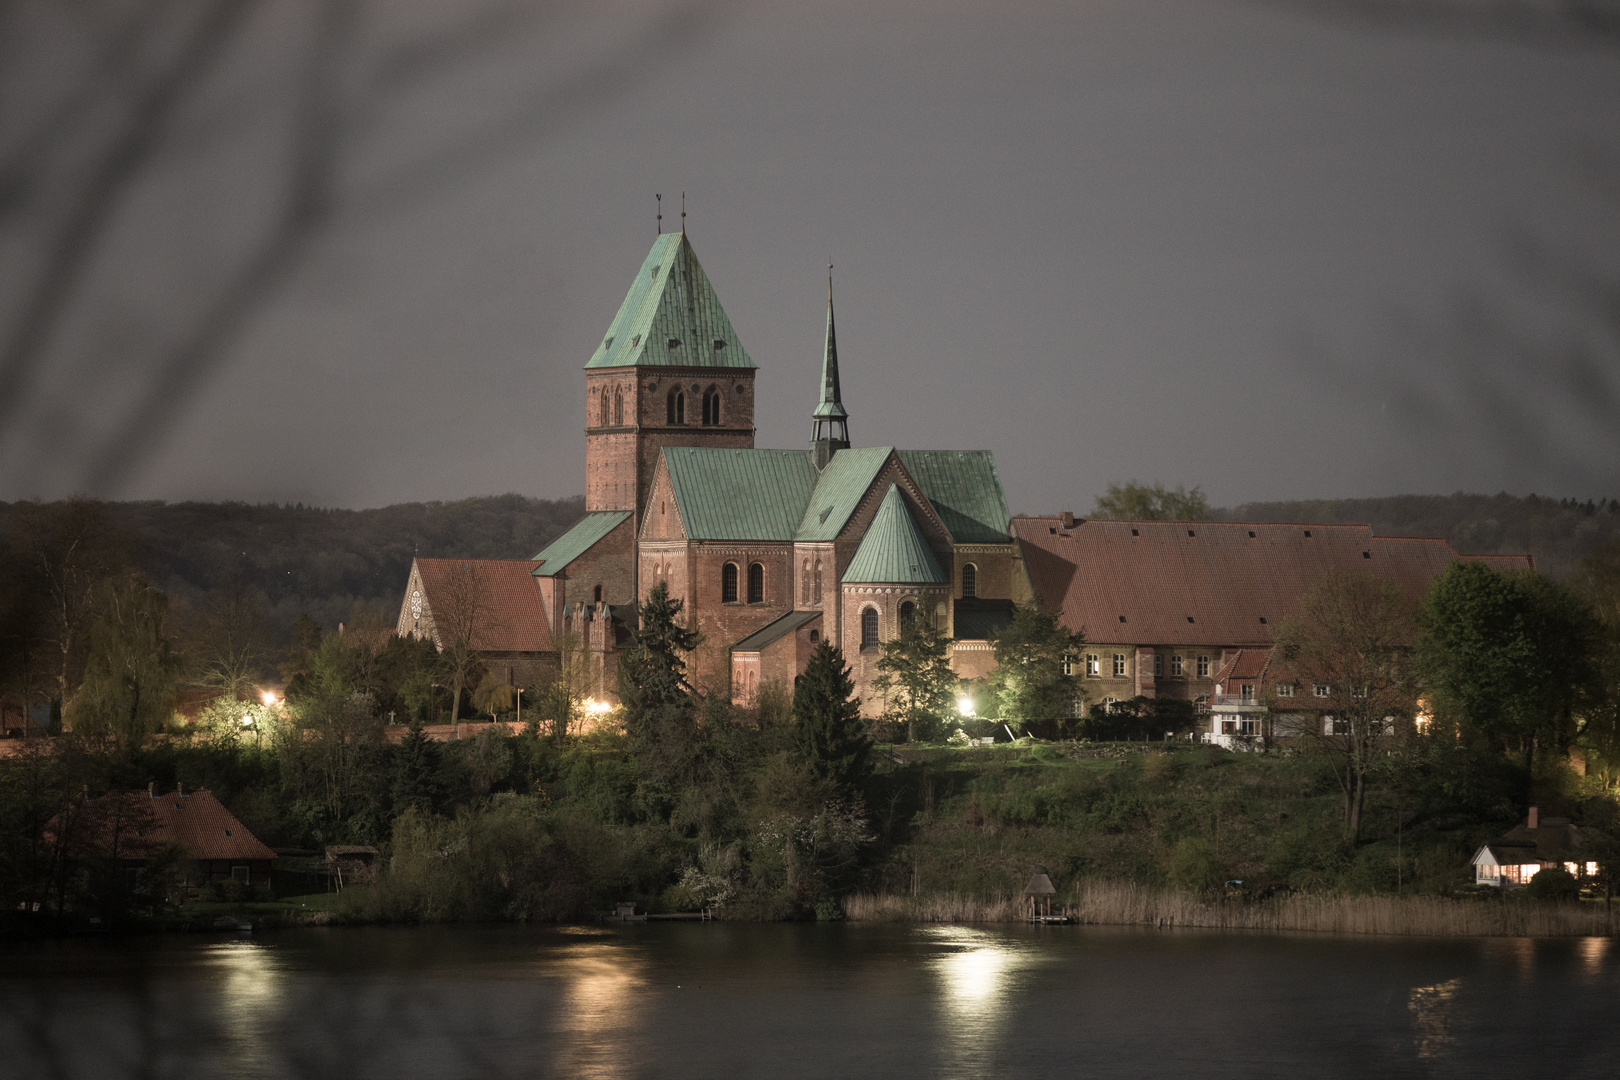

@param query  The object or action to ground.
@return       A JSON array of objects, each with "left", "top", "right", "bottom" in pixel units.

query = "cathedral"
[
  {"left": 396, "top": 228, "right": 1531, "bottom": 727},
  {"left": 400, "top": 230, "right": 1018, "bottom": 714}
]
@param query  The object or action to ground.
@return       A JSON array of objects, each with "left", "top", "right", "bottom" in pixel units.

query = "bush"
[
  {"left": 1525, "top": 867, "right": 1580, "bottom": 901},
  {"left": 1166, "top": 838, "right": 1225, "bottom": 895}
]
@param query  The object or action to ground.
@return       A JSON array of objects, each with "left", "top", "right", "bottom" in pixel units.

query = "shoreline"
[{"left": 842, "top": 880, "right": 1620, "bottom": 938}]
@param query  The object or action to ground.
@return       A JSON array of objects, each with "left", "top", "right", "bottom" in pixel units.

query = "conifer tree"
[
  {"left": 391, "top": 718, "right": 443, "bottom": 816},
  {"left": 793, "top": 641, "right": 872, "bottom": 793},
  {"left": 618, "top": 581, "right": 702, "bottom": 715}
]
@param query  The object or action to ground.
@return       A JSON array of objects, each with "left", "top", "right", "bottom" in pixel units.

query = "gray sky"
[{"left": 3, "top": 0, "right": 1618, "bottom": 514}]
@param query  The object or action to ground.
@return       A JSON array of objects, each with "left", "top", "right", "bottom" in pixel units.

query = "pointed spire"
[{"left": 811, "top": 265, "right": 851, "bottom": 468}]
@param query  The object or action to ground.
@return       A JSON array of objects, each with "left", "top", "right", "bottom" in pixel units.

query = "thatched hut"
[{"left": 1024, "top": 871, "right": 1057, "bottom": 918}]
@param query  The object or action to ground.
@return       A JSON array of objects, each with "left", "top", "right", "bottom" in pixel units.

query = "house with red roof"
[
  {"left": 56, "top": 784, "right": 277, "bottom": 890},
  {"left": 1014, "top": 516, "right": 1532, "bottom": 742}
]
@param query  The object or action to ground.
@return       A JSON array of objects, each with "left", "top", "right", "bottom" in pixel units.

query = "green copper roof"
[
  {"left": 732, "top": 609, "right": 822, "bottom": 653},
  {"left": 843, "top": 484, "right": 946, "bottom": 584},
  {"left": 585, "top": 233, "right": 755, "bottom": 370},
  {"left": 813, "top": 282, "right": 848, "bottom": 421},
  {"left": 793, "top": 446, "right": 892, "bottom": 541},
  {"left": 898, "top": 450, "right": 1011, "bottom": 543},
  {"left": 663, "top": 448, "right": 819, "bottom": 540},
  {"left": 530, "top": 511, "right": 631, "bottom": 576}
]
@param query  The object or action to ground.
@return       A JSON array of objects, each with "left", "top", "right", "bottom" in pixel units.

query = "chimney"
[
  {"left": 177, "top": 781, "right": 185, "bottom": 798},
  {"left": 1528, "top": 806, "right": 1539, "bottom": 830},
  {"left": 148, "top": 781, "right": 156, "bottom": 799},
  {"left": 1060, "top": 511, "right": 1075, "bottom": 530}
]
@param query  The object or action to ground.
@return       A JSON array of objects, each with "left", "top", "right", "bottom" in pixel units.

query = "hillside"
[
  {"left": 1216, "top": 493, "right": 1619, "bottom": 580},
  {"left": 0, "top": 494, "right": 585, "bottom": 642}
]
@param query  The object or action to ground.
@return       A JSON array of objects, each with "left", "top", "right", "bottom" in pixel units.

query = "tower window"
[
  {"left": 593, "top": 584, "right": 603, "bottom": 604},
  {"left": 813, "top": 559, "right": 823, "bottom": 602},
  {"left": 747, "top": 562, "right": 764, "bottom": 604},
  {"left": 598, "top": 392, "right": 609, "bottom": 428},
  {"left": 722, "top": 562, "right": 739, "bottom": 603},
  {"left": 613, "top": 388, "right": 624, "bottom": 426},
  {"left": 801, "top": 559, "right": 811, "bottom": 604},
  {"left": 668, "top": 390, "right": 685, "bottom": 425},
  {"left": 702, "top": 386, "right": 721, "bottom": 427},
  {"left": 961, "top": 562, "right": 978, "bottom": 598},
  {"left": 861, "top": 607, "right": 879, "bottom": 649}
]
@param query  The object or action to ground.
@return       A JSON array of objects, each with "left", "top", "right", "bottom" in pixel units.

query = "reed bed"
[{"left": 843, "top": 880, "right": 1618, "bottom": 937}]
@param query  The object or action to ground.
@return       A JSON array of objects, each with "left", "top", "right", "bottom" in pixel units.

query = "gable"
[
  {"left": 584, "top": 233, "right": 755, "bottom": 371},
  {"left": 413, "top": 557, "right": 553, "bottom": 653},
  {"left": 836, "top": 452, "right": 952, "bottom": 547},
  {"left": 793, "top": 446, "right": 893, "bottom": 542},
  {"left": 842, "top": 484, "right": 947, "bottom": 584},
  {"left": 641, "top": 460, "right": 688, "bottom": 541}
]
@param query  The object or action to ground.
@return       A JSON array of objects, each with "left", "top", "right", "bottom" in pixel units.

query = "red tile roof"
[
  {"left": 1014, "top": 518, "right": 1532, "bottom": 647},
  {"left": 1214, "top": 648, "right": 1271, "bottom": 682},
  {"left": 413, "top": 558, "right": 553, "bottom": 653},
  {"left": 63, "top": 788, "right": 277, "bottom": 862}
]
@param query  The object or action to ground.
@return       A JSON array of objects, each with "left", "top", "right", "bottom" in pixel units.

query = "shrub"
[
  {"left": 1524, "top": 867, "right": 1580, "bottom": 901},
  {"left": 1166, "top": 838, "right": 1225, "bottom": 895}
]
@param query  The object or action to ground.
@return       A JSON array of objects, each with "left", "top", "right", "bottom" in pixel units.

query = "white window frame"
[
  {"left": 1112, "top": 653, "right": 1127, "bottom": 677},
  {"left": 1170, "top": 654, "right": 1184, "bottom": 677},
  {"left": 1314, "top": 684, "right": 1331, "bottom": 698},
  {"left": 1086, "top": 654, "right": 1100, "bottom": 677},
  {"left": 1196, "top": 655, "right": 1209, "bottom": 678}
]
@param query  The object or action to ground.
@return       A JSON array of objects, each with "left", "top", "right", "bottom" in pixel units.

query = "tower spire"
[{"left": 811, "top": 263, "right": 850, "bottom": 469}]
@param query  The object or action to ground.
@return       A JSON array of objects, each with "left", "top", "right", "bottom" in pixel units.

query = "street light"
[{"left": 957, "top": 697, "right": 975, "bottom": 717}]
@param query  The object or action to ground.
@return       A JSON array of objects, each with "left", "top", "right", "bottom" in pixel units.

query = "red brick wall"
[
  {"left": 585, "top": 367, "right": 755, "bottom": 529},
  {"left": 840, "top": 583, "right": 952, "bottom": 716},
  {"left": 558, "top": 515, "right": 637, "bottom": 616}
]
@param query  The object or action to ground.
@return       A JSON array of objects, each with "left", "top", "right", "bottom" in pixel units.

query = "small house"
[
  {"left": 55, "top": 783, "right": 277, "bottom": 890},
  {"left": 1471, "top": 807, "right": 1596, "bottom": 887}
]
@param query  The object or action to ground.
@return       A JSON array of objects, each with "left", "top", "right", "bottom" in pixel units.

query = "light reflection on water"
[
  {"left": 3, "top": 924, "right": 1620, "bottom": 1079},
  {"left": 546, "top": 936, "right": 646, "bottom": 1078},
  {"left": 924, "top": 926, "right": 1036, "bottom": 1078}
]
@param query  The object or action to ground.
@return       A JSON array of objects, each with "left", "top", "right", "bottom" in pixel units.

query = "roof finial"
[
  {"left": 681, "top": 191, "right": 686, "bottom": 234},
  {"left": 656, "top": 193, "right": 662, "bottom": 235}
]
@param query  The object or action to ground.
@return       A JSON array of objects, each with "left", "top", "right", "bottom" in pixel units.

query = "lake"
[{"left": 2, "top": 923, "right": 1616, "bottom": 1078}]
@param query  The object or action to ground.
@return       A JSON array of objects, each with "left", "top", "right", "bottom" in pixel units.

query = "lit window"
[
  {"left": 961, "top": 562, "right": 978, "bottom": 598},
  {"left": 1314, "top": 684, "right": 1331, "bottom": 698},
  {"left": 1086, "top": 654, "right": 1100, "bottom": 676},
  {"left": 1196, "top": 655, "right": 1209, "bottom": 678},
  {"left": 861, "top": 607, "right": 879, "bottom": 648},
  {"left": 1170, "top": 654, "right": 1184, "bottom": 677},
  {"left": 747, "top": 562, "right": 765, "bottom": 604},
  {"left": 1113, "top": 654, "right": 1127, "bottom": 677},
  {"left": 722, "top": 562, "right": 739, "bottom": 603}
]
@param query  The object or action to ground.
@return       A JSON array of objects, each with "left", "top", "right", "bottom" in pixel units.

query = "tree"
[
  {"left": 1574, "top": 538, "right": 1620, "bottom": 775},
  {"left": 1275, "top": 570, "right": 1418, "bottom": 840},
  {"left": 1417, "top": 562, "right": 1602, "bottom": 781},
  {"left": 390, "top": 718, "right": 444, "bottom": 816},
  {"left": 64, "top": 575, "right": 181, "bottom": 752},
  {"left": 1091, "top": 481, "right": 1209, "bottom": 521},
  {"left": 10, "top": 500, "right": 130, "bottom": 714},
  {"left": 280, "top": 613, "right": 325, "bottom": 698},
  {"left": 471, "top": 675, "right": 513, "bottom": 719},
  {"left": 184, "top": 577, "right": 269, "bottom": 699},
  {"left": 985, "top": 605, "right": 1085, "bottom": 731},
  {"left": 873, "top": 622, "right": 956, "bottom": 743},
  {"left": 793, "top": 642, "right": 872, "bottom": 794},
  {"left": 430, "top": 562, "right": 503, "bottom": 726},
  {"left": 618, "top": 582, "right": 702, "bottom": 718},
  {"left": 537, "top": 632, "right": 592, "bottom": 740}
]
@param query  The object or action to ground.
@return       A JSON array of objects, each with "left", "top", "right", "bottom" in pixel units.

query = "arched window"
[
  {"left": 900, "top": 600, "right": 916, "bottom": 631},
  {"left": 668, "top": 390, "right": 685, "bottom": 425},
  {"left": 747, "top": 562, "right": 764, "bottom": 604},
  {"left": 702, "top": 386, "right": 721, "bottom": 426},
  {"left": 598, "top": 391, "right": 609, "bottom": 427},
  {"left": 722, "top": 562, "right": 739, "bottom": 603},
  {"left": 801, "top": 559, "right": 811, "bottom": 604},
  {"left": 813, "top": 560, "right": 822, "bottom": 602},
  {"left": 593, "top": 584, "right": 603, "bottom": 604},
  {"left": 961, "top": 562, "right": 978, "bottom": 598},
  {"left": 861, "top": 607, "right": 880, "bottom": 649},
  {"left": 809, "top": 629, "right": 820, "bottom": 644},
  {"left": 613, "top": 388, "right": 624, "bottom": 426}
]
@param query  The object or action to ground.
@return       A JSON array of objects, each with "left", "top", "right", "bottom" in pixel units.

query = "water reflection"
[
  {"left": 547, "top": 935, "right": 646, "bottom": 1078},
  {"left": 1408, "top": 977, "right": 1461, "bottom": 1062},
  {"left": 206, "top": 941, "right": 283, "bottom": 1072},
  {"left": 1579, "top": 936, "right": 1609, "bottom": 978},
  {"left": 925, "top": 927, "right": 1032, "bottom": 1079}
]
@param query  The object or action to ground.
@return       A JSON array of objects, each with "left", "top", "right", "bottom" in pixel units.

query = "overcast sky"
[{"left": 3, "top": 0, "right": 1618, "bottom": 514}]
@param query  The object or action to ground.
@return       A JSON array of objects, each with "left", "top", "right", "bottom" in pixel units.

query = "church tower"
[
  {"left": 583, "top": 232, "right": 756, "bottom": 529},
  {"left": 810, "top": 273, "right": 850, "bottom": 469}
]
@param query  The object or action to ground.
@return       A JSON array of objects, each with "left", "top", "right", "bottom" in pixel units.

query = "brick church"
[
  {"left": 397, "top": 229, "right": 1530, "bottom": 724},
  {"left": 400, "top": 230, "right": 1019, "bottom": 714}
]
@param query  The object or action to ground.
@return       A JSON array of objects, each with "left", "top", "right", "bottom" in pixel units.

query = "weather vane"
[
  {"left": 656, "top": 193, "right": 662, "bottom": 235},
  {"left": 681, "top": 191, "right": 687, "bottom": 233}
]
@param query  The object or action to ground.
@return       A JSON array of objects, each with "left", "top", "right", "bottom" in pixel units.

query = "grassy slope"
[{"left": 870, "top": 743, "right": 1521, "bottom": 902}]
